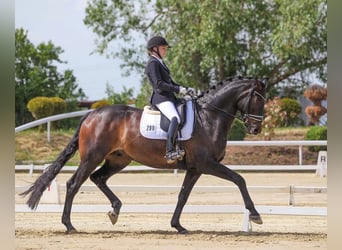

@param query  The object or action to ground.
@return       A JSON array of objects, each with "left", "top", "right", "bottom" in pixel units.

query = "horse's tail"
[{"left": 20, "top": 112, "right": 91, "bottom": 210}]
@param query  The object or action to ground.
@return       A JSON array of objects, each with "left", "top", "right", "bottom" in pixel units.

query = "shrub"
[
  {"left": 50, "top": 97, "right": 67, "bottom": 115},
  {"left": 304, "top": 84, "right": 327, "bottom": 125},
  {"left": 27, "top": 96, "right": 66, "bottom": 130},
  {"left": 262, "top": 97, "right": 287, "bottom": 140},
  {"left": 27, "top": 96, "right": 66, "bottom": 119},
  {"left": 305, "top": 106, "right": 327, "bottom": 125},
  {"left": 91, "top": 100, "right": 111, "bottom": 109},
  {"left": 27, "top": 97, "right": 53, "bottom": 119},
  {"left": 280, "top": 98, "right": 303, "bottom": 126},
  {"left": 304, "top": 84, "right": 327, "bottom": 105},
  {"left": 305, "top": 126, "right": 327, "bottom": 152},
  {"left": 228, "top": 119, "right": 246, "bottom": 140}
]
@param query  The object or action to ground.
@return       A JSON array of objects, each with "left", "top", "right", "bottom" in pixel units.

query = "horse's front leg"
[
  {"left": 171, "top": 170, "right": 201, "bottom": 234},
  {"left": 200, "top": 160, "right": 263, "bottom": 225}
]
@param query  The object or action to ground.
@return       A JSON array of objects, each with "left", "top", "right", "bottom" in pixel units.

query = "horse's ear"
[{"left": 255, "top": 78, "right": 268, "bottom": 90}]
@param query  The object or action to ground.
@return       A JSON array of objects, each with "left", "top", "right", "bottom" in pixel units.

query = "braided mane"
[{"left": 197, "top": 76, "right": 258, "bottom": 102}]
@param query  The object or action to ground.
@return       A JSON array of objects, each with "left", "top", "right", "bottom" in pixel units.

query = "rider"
[{"left": 145, "top": 35, "right": 192, "bottom": 164}]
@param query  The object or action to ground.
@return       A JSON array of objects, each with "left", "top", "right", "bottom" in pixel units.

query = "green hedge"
[
  {"left": 228, "top": 119, "right": 246, "bottom": 140},
  {"left": 91, "top": 99, "right": 111, "bottom": 109},
  {"left": 280, "top": 97, "right": 303, "bottom": 126},
  {"left": 305, "top": 126, "right": 327, "bottom": 152},
  {"left": 27, "top": 96, "right": 67, "bottom": 130},
  {"left": 27, "top": 96, "right": 66, "bottom": 119}
]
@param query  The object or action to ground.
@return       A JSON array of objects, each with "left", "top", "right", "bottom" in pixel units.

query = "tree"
[
  {"left": 135, "top": 80, "right": 152, "bottom": 108},
  {"left": 15, "top": 28, "right": 87, "bottom": 126},
  {"left": 105, "top": 83, "right": 135, "bottom": 104},
  {"left": 84, "top": 0, "right": 327, "bottom": 94}
]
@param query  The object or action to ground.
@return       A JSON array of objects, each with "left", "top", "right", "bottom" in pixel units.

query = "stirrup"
[
  {"left": 165, "top": 151, "right": 179, "bottom": 163},
  {"left": 165, "top": 151, "right": 178, "bottom": 164},
  {"left": 165, "top": 150, "right": 185, "bottom": 163}
]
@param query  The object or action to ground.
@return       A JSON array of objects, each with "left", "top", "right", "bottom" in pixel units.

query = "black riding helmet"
[{"left": 147, "top": 36, "right": 171, "bottom": 51}]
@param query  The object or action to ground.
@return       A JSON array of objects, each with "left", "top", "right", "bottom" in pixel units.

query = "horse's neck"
[
  {"left": 198, "top": 101, "right": 237, "bottom": 146},
  {"left": 205, "top": 109, "right": 235, "bottom": 132},
  {"left": 197, "top": 85, "right": 239, "bottom": 145}
]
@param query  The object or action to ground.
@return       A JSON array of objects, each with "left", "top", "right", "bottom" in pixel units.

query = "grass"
[
  {"left": 15, "top": 129, "right": 78, "bottom": 165},
  {"left": 15, "top": 127, "right": 319, "bottom": 166}
]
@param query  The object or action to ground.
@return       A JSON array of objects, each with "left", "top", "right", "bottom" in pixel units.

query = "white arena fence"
[
  {"left": 15, "top": 162, "right": 327, "bottom": 232},
  {"left": 15, "top": 149, "right": 328, "bottom": 177},
  {"left": 15, "top": 163, "right": 327, "bottom": 232},
  {"left": 15, "top": 110, "right": 92, "bottom": 142},
  {"left": 15, "top": 181, "right": 327, "bottom": 232},
  {"left": 15, "top": 204, "right": 326, "bottom": 232},
  {"left": 15, "top": 183, "right": 327, "bottom": 207}
]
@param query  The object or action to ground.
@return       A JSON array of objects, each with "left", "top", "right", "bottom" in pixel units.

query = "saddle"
[{"left": 140, "top": 99, "right": 194, "bottom": 141}]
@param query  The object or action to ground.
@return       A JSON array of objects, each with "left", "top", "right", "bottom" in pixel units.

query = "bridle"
[
  {"left": 203, "top": 83, "right": 267, "bottom": 126},
  {"left": 240, "top": 88, "right": 267, "bottom": 125}
]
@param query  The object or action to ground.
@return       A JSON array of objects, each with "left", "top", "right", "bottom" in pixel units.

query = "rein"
[
  {"left": 191, "top": 94, "right": 242, "bottom": 125},
  {"left": 202, "top": 85, "right": 266, "bottom": 124},
  {"left": 204, "top": 102, "right": 241, "bottom": 121}
]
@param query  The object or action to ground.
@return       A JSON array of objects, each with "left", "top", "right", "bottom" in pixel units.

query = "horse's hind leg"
[
  {"left": 62, "top": 160, "right": 99, "bottom": 233},
  {"left": 90, "top": 151, "right": 132, "bottom": 226}
]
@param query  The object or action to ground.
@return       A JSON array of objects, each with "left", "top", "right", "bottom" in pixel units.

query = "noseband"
[{"left": 241, "top": 89, "right": 267, "bottom": 125}]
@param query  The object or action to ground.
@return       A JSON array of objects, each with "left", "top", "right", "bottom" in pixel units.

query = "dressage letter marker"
[
  {"left": 316, "top": 151, "right": 327, "bottom": 178},
  {"left": 40, "top": 178, "right": 60, "bottom": 204}
]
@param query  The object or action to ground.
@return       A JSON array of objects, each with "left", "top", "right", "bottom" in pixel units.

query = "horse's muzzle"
[{"left": 248, "top": 124, "right": 262, "bottom": 135}]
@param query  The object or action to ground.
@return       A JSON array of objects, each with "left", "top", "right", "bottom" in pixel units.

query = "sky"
[{"left": 15, "top": 0, "right": 142, "bottom": 100}]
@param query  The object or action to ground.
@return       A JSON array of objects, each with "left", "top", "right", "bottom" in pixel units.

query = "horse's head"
[
  {"left": 237, "top": 79, "right": 267, "bottom": 135},
  {"left": 197, "top": 77, "right": 267, "bottom": 135}
]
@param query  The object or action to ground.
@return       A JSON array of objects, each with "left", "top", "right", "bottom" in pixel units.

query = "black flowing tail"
[{"left": 20, "top": 112, "right": 91, "bottom": 210}]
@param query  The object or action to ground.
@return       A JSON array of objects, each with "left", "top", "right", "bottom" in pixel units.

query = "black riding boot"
[{"left": 165, "top": 117, "right": 182, "bottom": 163}]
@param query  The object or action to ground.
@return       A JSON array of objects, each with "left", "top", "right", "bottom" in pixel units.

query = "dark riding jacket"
[{"left": 145, "top": 56, "right": 181, "bottom": 106}]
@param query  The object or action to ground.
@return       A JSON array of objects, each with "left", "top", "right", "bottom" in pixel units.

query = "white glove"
[
  {"left": 179, "top": 86, "right": 188, "bottom": 95},
  {"left": 187, "top": 87, "right": 195, "bottom": 95}
]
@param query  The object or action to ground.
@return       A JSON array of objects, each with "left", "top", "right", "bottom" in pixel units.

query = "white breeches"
[{"left": 156, "top": 101, "right": 180, "bottom": 123}]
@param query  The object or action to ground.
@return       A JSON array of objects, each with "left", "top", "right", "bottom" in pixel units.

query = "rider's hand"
[
  {"left": 187, "top": 87, "right": 196, "bottom": 95},
  {"left": 179, "top": 86, "right": 188, "bottom": 95}
]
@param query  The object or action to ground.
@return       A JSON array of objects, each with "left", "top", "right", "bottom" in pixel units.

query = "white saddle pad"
[{"left": 139, "top": 100, "right": 194, "bottom": 141}]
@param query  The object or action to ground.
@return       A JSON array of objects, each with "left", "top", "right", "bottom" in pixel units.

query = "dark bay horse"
[{"left": 22, "top": 77, "right": 267, "bottom": 234}]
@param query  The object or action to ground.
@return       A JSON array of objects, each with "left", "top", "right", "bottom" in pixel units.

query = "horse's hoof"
[
  {"left": 65, "top": 228, "right": 78, "bottom": 234},
  {"left": 174, "top": 225, "right": 188, "bottom": 234},
  {"left": 250, "top": 214, "right": 263, "bottom": 225},
  {"left": 178, "top": 228, "right": 189, "bottom": 234},
  {"left": 107, "top": 210, "right": 119, "bottom": 225}
]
